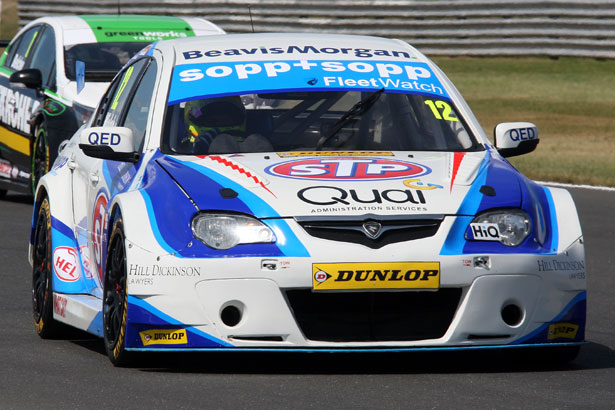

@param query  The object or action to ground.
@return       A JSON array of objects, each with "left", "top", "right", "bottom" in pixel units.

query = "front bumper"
[{"left": 122, "top": 231, "right": 586, "bottom": 351}]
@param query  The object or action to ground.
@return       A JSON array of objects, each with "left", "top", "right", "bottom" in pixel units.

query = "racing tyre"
[
  {"left": 103, "top": 214, "right": 133, "bottom": 366},
  {"left": 32, "top": 197, "right": 62, "bottom": 338},
  {"left": 0, "top": 189, "right": 6, "bottom": 199},
  {"left": 31, "top": 122, "right": 50, "bottom": 195}
]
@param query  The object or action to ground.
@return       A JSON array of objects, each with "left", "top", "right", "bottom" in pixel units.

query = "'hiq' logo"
[{"left": 469, "top": 223, "right": 501, "bottom": 241}]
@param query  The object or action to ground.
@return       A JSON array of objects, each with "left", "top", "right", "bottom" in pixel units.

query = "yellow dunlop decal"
[
  {"left": 277, "top": 151, "right": 393, "bottom": 157},
  {"left": 139, "top": 329, "right": 188, "bottom": 346},
  {"left": 312, "top": 262, "right": 440, "bottom": 291},
  {"left": 547, "top": 323, "right": 579, "bottom": 340}
]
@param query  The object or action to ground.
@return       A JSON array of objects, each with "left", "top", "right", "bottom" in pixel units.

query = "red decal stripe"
[
  {"left": 450, "top": 152, "right": 466, "bottom": 192},
  {"left": 203, "top": 155, "right": 277, "bottom": 198}
]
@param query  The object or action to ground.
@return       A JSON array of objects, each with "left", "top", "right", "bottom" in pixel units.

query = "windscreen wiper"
[{"left": 315, "top": 88, "right": 385, "bottom": 150}]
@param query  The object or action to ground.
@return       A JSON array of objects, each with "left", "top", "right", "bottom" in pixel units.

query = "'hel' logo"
[
  {"left": 362, "top": 221, "right": 382, "bottom": 239},
  {"left": 314, "top": 270, "right": 332, "bottom": 284}
]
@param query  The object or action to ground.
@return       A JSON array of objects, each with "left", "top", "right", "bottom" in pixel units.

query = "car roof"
[
  {"left": 158, "top": 32, "right": 428, "bottom": 65},
  {"left": 27, "top": 15, "right": 225, "bottom": 46}
]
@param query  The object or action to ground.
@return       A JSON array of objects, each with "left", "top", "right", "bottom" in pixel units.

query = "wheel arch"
[
  {"left": 105, "top": 200, "right": 125, "bottom": 274},
  {"left": 105, "top": 190, "right": 161, "bottom": 252},
  {"left": 30, "top": 101, "right": 80, "bottom": 164},
  {"left": 108, "top": 202, "right": 123, "bottom": 239},
  {"left": 28, "top": 112, "right": 45, "bottom": 166},
  {"left": 29, "top": 184, "right": 48, "bottom": 266},
  {"left": 28, "top": 109, "right": 47, "bottom": 157},
  {"left": 29, "top": 111, "right": 45, "bottom": 135}
]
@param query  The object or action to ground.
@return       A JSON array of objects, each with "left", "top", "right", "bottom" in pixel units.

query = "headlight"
[
  {"left": 466, "top": 209, "right": 531, "bottom": 247},
  {"left": 192, "top": 213, "right": 275, "bottom": 250}
]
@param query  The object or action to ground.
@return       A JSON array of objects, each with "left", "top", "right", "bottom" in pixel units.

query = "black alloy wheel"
[
  {"left": 31, "top": 122, "right": 50, "bottom": 195},
  {"left": 32, "top": 197, "right": 61, "bottom": 337},
  {"left": 103, "top": 215, "right": 133, "bottom": 366}
]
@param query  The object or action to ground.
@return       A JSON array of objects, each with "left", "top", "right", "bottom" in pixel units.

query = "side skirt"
[{"left": 52, "top": 292, "right": 103, "bottom": 337}]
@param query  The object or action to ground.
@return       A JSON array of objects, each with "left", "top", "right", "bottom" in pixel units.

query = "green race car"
[{"left": 0, "top": 14, "right": 224, "bottom": 196}]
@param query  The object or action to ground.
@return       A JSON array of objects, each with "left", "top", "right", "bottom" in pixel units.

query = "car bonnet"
[{"left": 157, "top": 150, "right": 522, "bottom": 219}]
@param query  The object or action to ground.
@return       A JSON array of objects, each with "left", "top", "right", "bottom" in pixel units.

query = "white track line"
[{"left": 536, "top": 181, "right": 615, "bottom": 192}]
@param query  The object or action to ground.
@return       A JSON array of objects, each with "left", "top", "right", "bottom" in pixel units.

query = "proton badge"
[{"left": 362, "top": 221, "right": 383, "bottom": 239}]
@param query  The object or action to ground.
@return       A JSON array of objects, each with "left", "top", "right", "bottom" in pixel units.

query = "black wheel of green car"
[
  {"left": 103, "top": 215, "right": 133, "bottom": 366},
  {"left": 32, "top": 197, "right": 61, "bottom": 337},
  {"left": 31, "top": 122, "right": 50, "bottom": 195}
]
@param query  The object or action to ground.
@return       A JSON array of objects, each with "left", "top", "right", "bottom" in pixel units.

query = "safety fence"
[{"left": 15, "top": 0, "right": 615, "bottom": 58}]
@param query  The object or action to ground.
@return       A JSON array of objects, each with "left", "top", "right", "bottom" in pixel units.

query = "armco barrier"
[{"left": 15, "top": 0, "right": 615, "bottom": 58}]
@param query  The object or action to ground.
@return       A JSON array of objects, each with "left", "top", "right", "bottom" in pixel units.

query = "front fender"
[
  {"left": 30, "top": 159, "right": 92, "bottom": 295},
  {"left": 106, "top": 190, "right": 171, "bottom": 260},
  {"left": 29, "top": 160, "right": 75, "bottom": 266},
  {"left": 546, "top": 186, "right": 584, "bottom": 252}
]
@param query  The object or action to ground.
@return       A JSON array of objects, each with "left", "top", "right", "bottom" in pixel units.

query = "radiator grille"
[
  {"left": 296, "top": 216, "right": 443, "bottom": 249},
  {"left": 285, "top": 288, "right": 462, "bottom": 342}
]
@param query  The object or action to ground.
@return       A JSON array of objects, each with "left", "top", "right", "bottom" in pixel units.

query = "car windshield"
[
  {"left": 162, "top": 90, "right": 483, "bottom": 155},
  {"left": 64, "top": 42, "right": 149, "bottom": 81}
]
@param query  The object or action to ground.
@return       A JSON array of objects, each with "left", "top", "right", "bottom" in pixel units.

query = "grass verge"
[
  {"left": 434, "top": 56, "right": 615, "bottom": 186},
  {"left": 1, "top": 0, "right": 18, "bottom": 41}
]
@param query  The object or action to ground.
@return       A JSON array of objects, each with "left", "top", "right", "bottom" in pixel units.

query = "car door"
[
  {"left": 0, "top": 24, "right": 44, "bottom": 191},
  {"left": 71, "top": 57, "right": 157, "bottom": 294}
]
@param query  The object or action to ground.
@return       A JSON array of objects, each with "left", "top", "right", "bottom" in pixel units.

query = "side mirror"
[
  {"left": 9, "top": 68, "right": 43, "bottom": 90},
  {"left": 494, "top": 122, "right": 539, "bottom": 158},
  {"left": 78, "top": 127, "right": 139, "bottom": 162}
]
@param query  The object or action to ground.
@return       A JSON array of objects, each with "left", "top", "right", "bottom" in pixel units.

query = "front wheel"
[
  {"left": 103, "top": 214, "right": 133, "bottom": 366},
  {"left": 32, "top": 197, "right": 62, "bottom": 337}
]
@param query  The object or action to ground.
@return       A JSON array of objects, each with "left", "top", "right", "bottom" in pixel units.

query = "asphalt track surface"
[{"left": 0, "top": 187, "right": 613, "bottom": 410}]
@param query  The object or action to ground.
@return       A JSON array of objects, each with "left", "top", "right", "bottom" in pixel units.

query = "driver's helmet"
[{"left": 183, "top": 96, "right": 247, "bottom": 143}]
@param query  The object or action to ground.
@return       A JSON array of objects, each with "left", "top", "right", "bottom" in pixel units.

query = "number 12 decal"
[{"left": 424, "top": 100, "right": 459, "bottom": 122}]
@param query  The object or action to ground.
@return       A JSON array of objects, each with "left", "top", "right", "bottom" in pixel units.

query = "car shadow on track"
[
  {"left": 69, "top": 336, "right": 614, "bottom": 374},
  {"left": 140, "top": 343, "right": 615, "bottom": 375},
  {"left": 1, "top": 192, "right": 34, "bottom": 204}
]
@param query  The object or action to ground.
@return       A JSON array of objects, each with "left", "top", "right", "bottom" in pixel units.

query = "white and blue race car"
[{"left": 30, "top": 33, "right": 586, "bottom": 366}]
